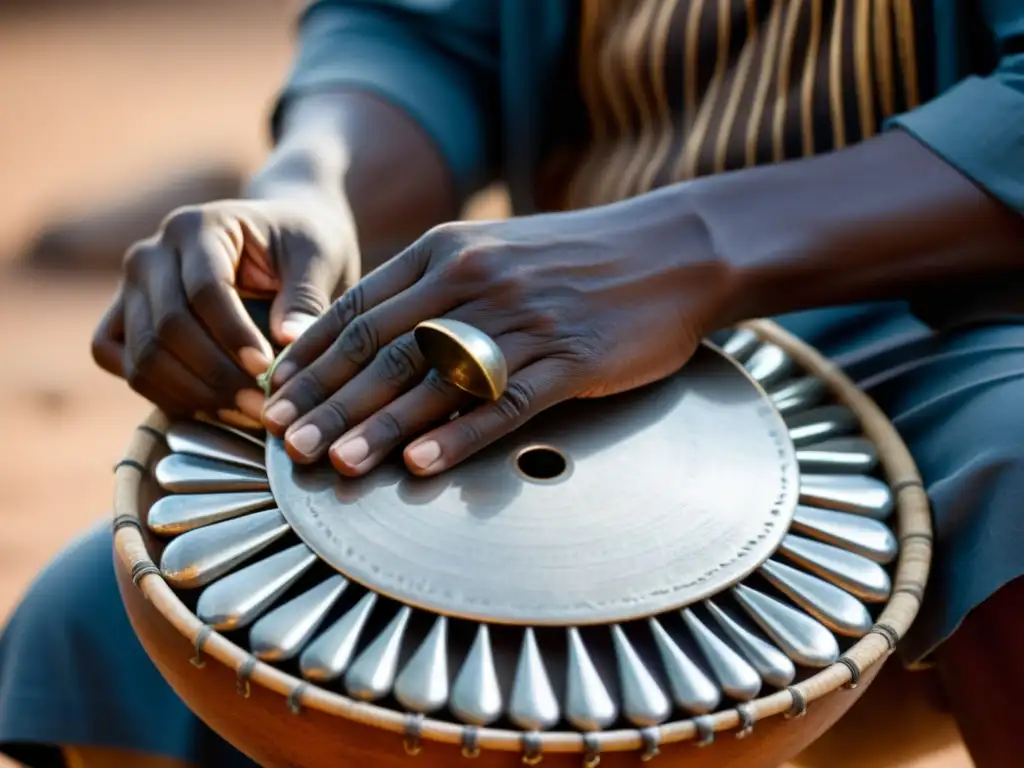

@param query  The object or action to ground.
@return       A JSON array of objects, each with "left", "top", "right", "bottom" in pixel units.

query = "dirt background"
[{"left": 0, "top": 2, "right": 972, "bottom": 766}]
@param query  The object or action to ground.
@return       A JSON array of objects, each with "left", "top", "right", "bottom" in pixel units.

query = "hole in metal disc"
[{"left": 515, "top": 445, "right": 568, "bottom": 481}]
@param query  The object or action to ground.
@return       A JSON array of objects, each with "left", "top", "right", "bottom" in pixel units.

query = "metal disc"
[{"left": 265, "top": 344, "right": 800, "bottom": 626}]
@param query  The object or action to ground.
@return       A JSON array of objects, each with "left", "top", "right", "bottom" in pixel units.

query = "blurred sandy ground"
[{"left": 0, "top": 2, "right": 972, "bottom": 766}]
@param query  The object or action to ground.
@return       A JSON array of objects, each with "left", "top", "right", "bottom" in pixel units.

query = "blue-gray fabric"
[{"left": 3, "top": 303, "right": 1024, "bottom": 764}]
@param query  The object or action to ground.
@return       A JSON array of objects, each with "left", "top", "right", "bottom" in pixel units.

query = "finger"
[
  {"left": 403, "top": 359, "right": 575, "bottom": 476},
  {"left": 179, "top": 226, "right": 275, "bottom": 377},
  {"left": 268, "top": 236, "right": 434, "bottom": 389},
  {"left": 144, "top": 249, "right": 262, "bottom": 419},
  {"left": 122, "top": 287, "right": 225, "bottom": 416},
  {"left": 321, "top": 331, "right": 545, "bottom": 472},
  {"left": 92, "top": 287, "right": 127, "bottom": 378},
  {"left": 265, "top": 279, "right": 458, "bottom": 430},
  {"left": 327, "top": 371, "right": 469, "bottom": 475},
  {"left": 267, "top": 331, "right": 425, "bottom": 457},
  {"left": 269, "top": 232, "right": 343, "bottom": 347}
]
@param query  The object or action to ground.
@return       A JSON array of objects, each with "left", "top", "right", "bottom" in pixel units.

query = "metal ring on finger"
[{"left": 414, "top": 318, "right": 508, "bottom": 401}]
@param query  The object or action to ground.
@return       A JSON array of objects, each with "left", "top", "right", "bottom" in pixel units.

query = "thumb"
[{"left": 270, "top": 252, "right": 339, "bottom": 346}]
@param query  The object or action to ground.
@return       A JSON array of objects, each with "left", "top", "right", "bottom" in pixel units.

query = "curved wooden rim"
[{"left": 111, "top": 319, "right": 933, "bottom": 755}]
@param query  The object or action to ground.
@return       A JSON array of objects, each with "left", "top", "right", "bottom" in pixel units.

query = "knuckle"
[
  {"left": 372, "top": 410, "right": 404, "bottom": 442},
  {"left": 160, "top": 205, "right": 204, "bottom": 241},
  {"left": 526, "top": 306, "right": 561, "bottom": 334},
  {"left": 445, "top": 243, "right": 503, "bottom": 284},
  {"left": 453, "top": 415, "right": 485, "bottom": 446},
  {"left": 337, "top": 317, "right": 379, "bottom": 364},
  {"left": 379, "top": 337, "right": 423, "bottom": 385},
  {"left": 320, "top": 398, "right": 353, "bottom": 432},
  {"left": 153, "top": 308, "right": 187, "bottom": 344},
  {"left": 494, "top": 379, "right": 534, "bottom": 422},
  {"left": 122, "top": 241, "right": 160, "bottom": 280},
  {"left": 290, "top": 370, "right": 328, "bottom": 408},
  {"left": 329, "top": 285, "right": 364, "bottom": 328}
]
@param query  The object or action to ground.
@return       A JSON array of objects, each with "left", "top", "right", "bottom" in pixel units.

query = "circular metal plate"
[{"left": 266, "top": 344, "right": 800, "bottom": 625}]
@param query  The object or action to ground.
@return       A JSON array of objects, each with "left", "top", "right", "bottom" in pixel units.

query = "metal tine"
[
  {"left": 159, "top": 508, "right": 289, "bottom": 588},
  {"left": 565, "top": 628, "right": 618, "bottom": 731},
  {"left": 196, "top": 543, "right": 318, "bottom": 631},
  {"left": 683, "top": 609, "right": 761, "bottom": 701},
  {"left": 345, "top": 606, "right": 412, "bottom": 701},
  {"left": 732, "top": 584, "right": 840, "bottom": 667},
  {"left": 796, "top": 437, "right": 878, "bottom": 475},
  {"left": 611, "top": 626, "right": 671, "bottom": 726},
  {"left": 745, "top": 343, "right": 795, "bottom": 389},
  {"left": 450, "top": 625, "right": 504, "bottom": 726},
  {"left": 785, "top": 405, "right": 859, "bottom": 448},
  {"left": 148, "top": 491, "right": 274, "bottom": 536},
  {"left": 721, "top": 328, "right": 760, "bottom": 363},
  {"left": 760, "top": 560, "right": 873, "bottom": 637},
  {"left": 779, "top": 535, "right": 892, "bottom": 602},
  {"left": 166, "top": 421, "right": 265, "bottom": 470},
  {"left": 800, "top": 474, "right": 894, "bottom": 520},
  {"left": 648, "top": 618, "right": 720, "bottom": 714},
  {"left": 769, "top": 376, "right": 827, "bottom": 416},
  {"left": 792, "top": 505, "right": 898, "bottom": 564},
  {"left": 394, "top": 616, "right": 450, "bottom": 714},
  {"left": 300, "top": 592, "right": 378, "bottom": 682},
  {"left": 509, "top": 628, "right": 560, "bottom": 730},
  {"left": 155, "top": 453, "right": 269, "bottom": 494},
  {"left": 705, "top": 600, "right": 795, "bottom": 688},
  {"left": 249, "top": 575, "right": 349, "bottom": 661}
]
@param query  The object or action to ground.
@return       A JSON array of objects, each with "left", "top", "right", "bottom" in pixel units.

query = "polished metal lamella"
[
  {"left": 159, "top": 508, "right": 290, "bottom": 589},
  {"left": 249, "top": 575, "right": 349, "bottom": 661},
  {"left": 149, "top": 491, "right": 274, "bottom": 536},
  {"left": 705, "top": 600, "right": 796, "bottom": 689},
  {"left": 509, "top": 628, "right": 560, "bottom": 730},
  {"left": 154, "top": 453, "right": 269, "bottom": 494},
  {"left": 450, "top": 625, "right": 504, "bottom": 726},
  {"left": 146, "top": 326, "right": 904, "bottom": 733},
  {"left": 344, "top": 606, "right": 411, "bottom": 701},
  {"left": 683, "top": 609, "right": 761, "bottom": 701},
  {"left": 791, "top": 505, "right": 898, "bottom": 563},
  {"left": 165, "top": 421, "right": 266, "bottom": 470},
  {"left": 300, "top": 592, "right": 378, "bottom": 682},
  {"left": 394, "top": 616, "right": 450, "bottom": 714},
  {"left": 196, "top": 543, "right": 317, "bottom": 631}
]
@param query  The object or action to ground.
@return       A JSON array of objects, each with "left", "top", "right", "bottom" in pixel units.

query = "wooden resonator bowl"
[{"left": 112, "top": 320, "right": 932, "bottom": 767}]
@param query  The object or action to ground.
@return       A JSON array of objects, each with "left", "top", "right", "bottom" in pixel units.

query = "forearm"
[
  {"left": 687, "top": 129, "right": 1024, "bottom": 324},
  {"left": 247, "top": 90, "right": 459, "bottom": 272}
]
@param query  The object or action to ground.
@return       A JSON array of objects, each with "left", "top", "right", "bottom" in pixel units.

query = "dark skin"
[
  {"left": 92, "top": 89, "right": 1024, "bottom": 766},
  {"left": 260, "top": 128, "right": 1024, "bottom": 478},
  {"left": 91, "top": 91, "right": 455, "bottom": 429}
]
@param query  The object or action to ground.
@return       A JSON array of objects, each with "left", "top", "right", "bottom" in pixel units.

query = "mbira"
[{"left": 112, "top": 320, "right": 931, "bottom": 767}]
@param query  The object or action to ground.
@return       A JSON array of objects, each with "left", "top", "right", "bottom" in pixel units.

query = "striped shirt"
[{"left": 558, "top": 0, "right": 934, "bottom": 210}]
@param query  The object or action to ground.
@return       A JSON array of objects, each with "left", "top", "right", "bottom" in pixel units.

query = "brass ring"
[{"left": 414, "top": 319, "right": 508, "bottom": 401}]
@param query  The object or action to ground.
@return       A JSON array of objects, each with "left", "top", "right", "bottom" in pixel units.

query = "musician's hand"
[
  {"left": 90, "top": 195, "right": 357, "bottom": 427},
  {"left": 262, "top": 190, "right": 737, "bottom": 476}
]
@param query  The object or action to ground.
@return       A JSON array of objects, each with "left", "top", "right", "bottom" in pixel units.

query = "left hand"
[{"left": 261, "top": 193, "right": 737, "bottom": 476}]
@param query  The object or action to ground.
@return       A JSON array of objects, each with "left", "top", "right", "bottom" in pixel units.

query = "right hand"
[{"left": 91, "top": 196, "right": 358, "bottom": 427}]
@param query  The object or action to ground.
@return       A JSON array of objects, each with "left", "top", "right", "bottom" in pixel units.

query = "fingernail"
[
  {"left": 239, "top": 346, "right": 273, "bottom": 378},
  {"left": 272, "top": 361, "right": 298, "bottom": 387},
  {"left": 263, "top": 399, "right": 298, "bottom": 429},
  {"left": 333, "top": 436, "right": 370, "bottom": 467},
  {"left": 235, "top": 389, "right": 266, "bottom": 421},
  {"left": 281, "top": 313, "right": 318, "bottom": 342},
  {"left": 217, "top": 409, "right": 263, "bottom": 430},
  {"left": 288, "top": 424, "right": 322, "bottom": 456},
  {"left": 406, "top": 440, "right": 442, "bottom": 470}
]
